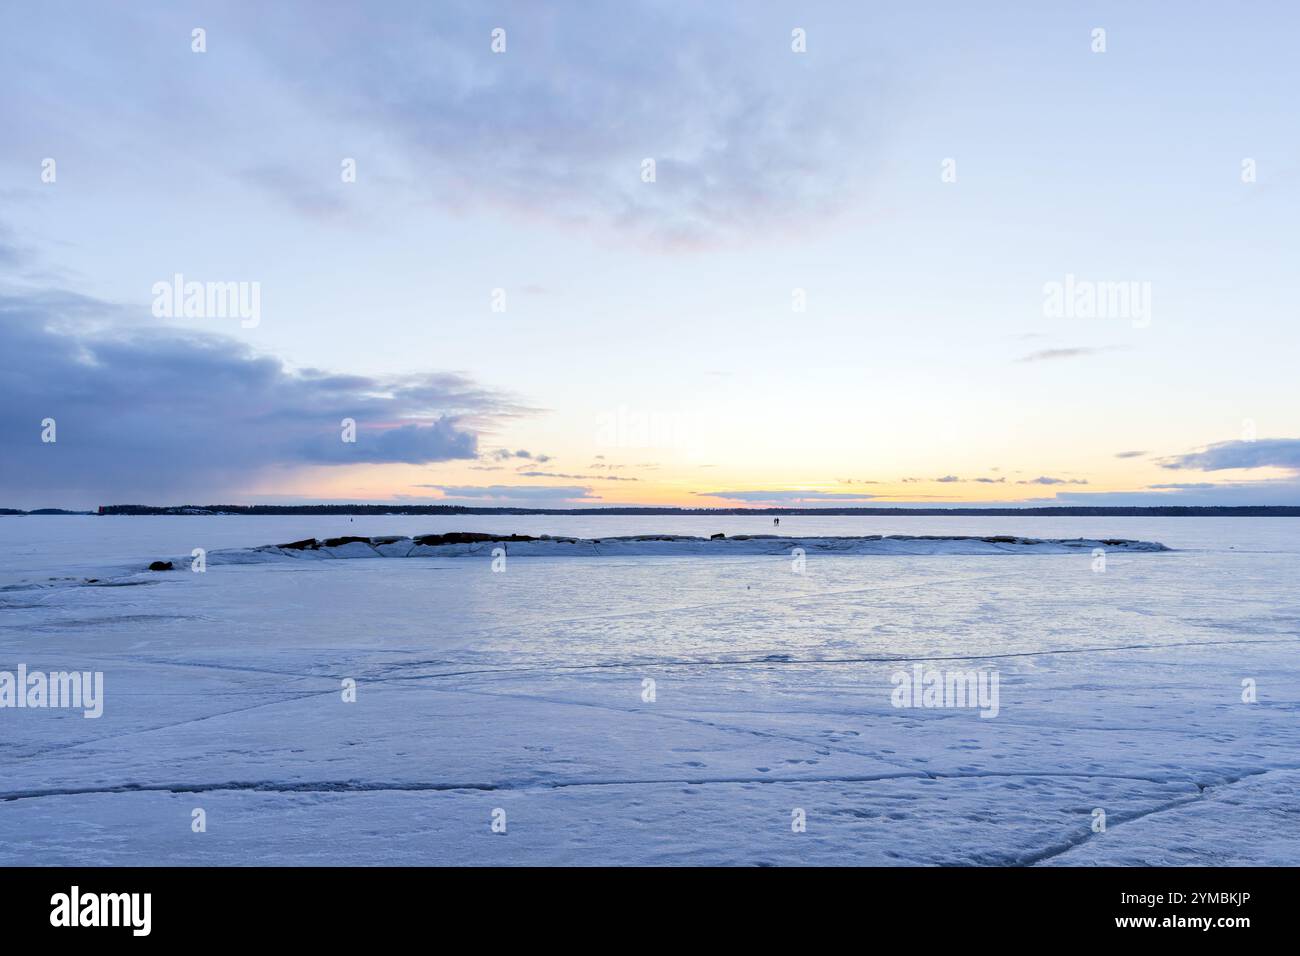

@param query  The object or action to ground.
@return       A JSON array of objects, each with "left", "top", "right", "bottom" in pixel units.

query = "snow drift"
[{"left": 155, "top": 532, "right": 1171, "bottom": 569}]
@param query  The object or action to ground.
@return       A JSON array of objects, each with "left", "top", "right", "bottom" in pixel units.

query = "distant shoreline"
[{"left": 4, "top": 504, "right": 1296, "bottom": 517}]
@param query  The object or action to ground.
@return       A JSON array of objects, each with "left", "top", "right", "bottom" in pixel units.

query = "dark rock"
[
  {"left": 412, "top": 532, "right": 538, "bottom": 546},
  {"left": 148, "top": 561, "right": 173, "bottom": 571},
  {"left": 277, "top": 538, "right": 319, "bottom": 550},
  {"left": 710, "top": 532, "right": 725, "bottom": 539},
  {"left": 321, "top": 536, "right": 372, "bottom": 548}
]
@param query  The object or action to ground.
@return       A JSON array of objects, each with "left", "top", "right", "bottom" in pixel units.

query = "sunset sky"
[{"left": 3, "top": 1, "right": 1298, "bottom": 509}]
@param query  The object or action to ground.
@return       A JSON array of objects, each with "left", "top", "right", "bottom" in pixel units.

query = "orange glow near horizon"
[{"left": 235, "top": 456, "right": 1262, "bottom": 509}]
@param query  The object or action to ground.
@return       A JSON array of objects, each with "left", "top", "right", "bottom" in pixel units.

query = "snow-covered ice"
[
  {"left": 189, "top": 531, "right": 1172, "bottom": 565},
  {"left": 0, "top": 515, "right": 1296, "bottom": 865}
]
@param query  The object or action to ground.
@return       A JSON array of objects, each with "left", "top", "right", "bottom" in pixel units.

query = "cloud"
[
  {"left": 2, "top": 2, "right": 898, "bottom": 251},
  {"left": 1016, "top": 346, "right": 1120, "bottom": 363},
  {"left": 242, "top": 164, "right": 348, "bottom": 220},
  {"left": 516, "top": 471, "right": 638, "bottom": 481},
  {"left": 903, "top": 475, "right": 1003, "bottom": 484},
  {"left": 239, "top": 1, "right": 894, "bottom": 248},
  {"left": 1017, "top": 476, "right": 1089, "bottom": 485},
  {"left": 1114, "top": 450, "right": 1147, "bottom": 458},
  {"left": 695, "top": 489, "right": 879, "bottom": 504},
  {"left": 303, "top": 419, "right": 476, "bottom": 464},
  {"left": 489, "top": 449, "right": 552, "bottom": 463},
  {"left": 0, "top": 222, "right": 28, "bottom": 267},
  {"left": 1039, "top": 480, "right": 1300, "bottom": 507},
  {"left": 1159, "top": 439, "right": 1300, "bottom": 473},
  {"left": 0, "top": 288, "right": 524, "bottom": 506}
]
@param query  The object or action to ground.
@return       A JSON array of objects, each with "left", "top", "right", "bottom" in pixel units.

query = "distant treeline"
[{"left": 86, "top": 504, "right": 1300, "bottom": 517}]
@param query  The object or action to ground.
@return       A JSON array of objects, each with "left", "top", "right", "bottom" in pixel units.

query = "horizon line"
[{"left": 10, "top": 503, "right": 1295, "bottom": 517}]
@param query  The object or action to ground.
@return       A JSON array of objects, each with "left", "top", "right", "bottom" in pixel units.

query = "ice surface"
[{"left": 0, "top": 516, "right": 1296, "bottom": 865}]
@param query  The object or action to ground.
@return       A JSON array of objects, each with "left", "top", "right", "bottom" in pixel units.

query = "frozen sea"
[{"left": 1, "top": 514, "right": 1297, "bottom": 866}]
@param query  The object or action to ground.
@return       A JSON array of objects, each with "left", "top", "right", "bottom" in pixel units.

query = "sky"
[{"left": 2, "top": 1, "right": 1298, "bottom": 509}]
